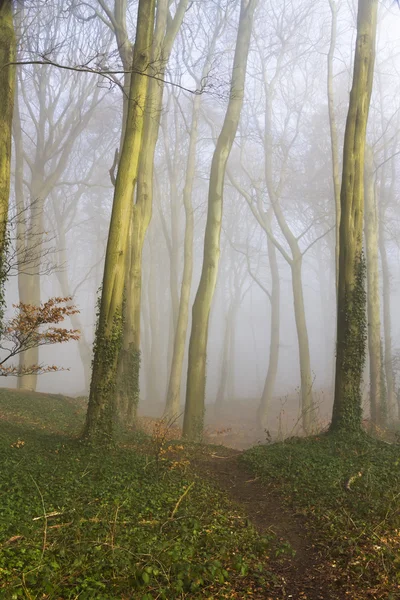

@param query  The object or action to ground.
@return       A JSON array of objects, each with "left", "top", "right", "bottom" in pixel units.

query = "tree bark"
[
  {"left": 183, "top": 0, "right": 258, "bottom": 440},
  {"left": 331, "top": 0, "right": 378, "bottom": 433},
  {"left": 379, "top": 187, "right": 396, "bottom": 419},
  {"left": 163, "top": 122, "right": 196, "bottom": 418},
  {"left": 327, "top": 0, "right": 341, "bottom": 292},
  {"left": 0, "top": 0, "right": 15, "bottom": 271},
  {"left": 83, "top": 0, "right": 156, "bottom": 442},
  {"left": 364, "top": 147, "right": 385, "bottom": 427},
  {"left": 117, "top": 0, "right": 188, "bottom": 424},
  {"left": 257, "top": 234, "right": 280, "bottom": 430},
  {"left": 164, "top": 15, "right": 222, "bottom": 420}
]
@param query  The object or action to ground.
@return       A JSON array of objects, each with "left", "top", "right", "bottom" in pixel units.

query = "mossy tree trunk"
[
  {"left": 83, "top": 0, "right": 156, "bottom": 443},
  {"left": 183, "top": 0, "right": 258, "bottom": 441},
  {"left": 116, "top": 0, "right": 188, "bottom": 425},
  {"left": 0, "top": 0, "right": 15, "bottom": 303},
  {"left": 364, "top": 146, "right": 386, "bottom": 427},
  {"left": 331, "top": 0, "right": 378, "bottom": 434}
]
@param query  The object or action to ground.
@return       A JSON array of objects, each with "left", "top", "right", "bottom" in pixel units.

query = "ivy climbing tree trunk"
[
  {"left": 331, "top": 0, "right": 378, "bottom": 434},
  {"left": 83, "top": 0, "right": 156, "bottom": 442},
  {"left": 0, "top": 0, "right": 15, "bottom": 291},
  {"left": 183, "top": 0, "right": 258, "bottom": 441}
]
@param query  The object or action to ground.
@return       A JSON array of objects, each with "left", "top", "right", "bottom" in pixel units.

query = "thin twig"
[{"left": 170, "top": 482, "right": 195, "bottom": 520}]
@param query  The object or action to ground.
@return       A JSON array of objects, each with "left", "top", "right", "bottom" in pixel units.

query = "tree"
[
  {"left": 116, "top": 0, "right": 189, "bottom": 424},
  {"left": 0, "top": 0, "right": 15, "bottom": 273},
  {"left": 163, "top": 5, "right": 227, "bottom": 420},
  {"left": 13, "top": 1, "right": 105, "bottom": 391},
  {"left": 183, "top": 0, "right": 258, "bottom": 441},
  {"left": 364, "top": 146, "right": 385, "bottom": 427},
  {"left": 0, "top": 296, "right": 80, "bottom": 376},
  {"left": 331, "top": 0, "right": 378, "bottom": 433},
  {"left": 327, "top": 0, "right": 340, "bottom": 291},
  {"left": 83, "top": 0, "right": 156, "bottom": 443}
]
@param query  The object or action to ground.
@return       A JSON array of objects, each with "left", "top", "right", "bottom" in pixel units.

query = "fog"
[{"left": 4, "top": 0, "right": 400, "bottom": 442}]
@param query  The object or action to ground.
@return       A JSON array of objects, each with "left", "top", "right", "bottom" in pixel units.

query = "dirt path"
[{"left": 195, "top": 448, "right": 346, "bottom": 600}]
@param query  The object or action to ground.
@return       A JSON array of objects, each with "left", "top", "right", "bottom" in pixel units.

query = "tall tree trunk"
[
  {"left": 291, "top": 256, "right": 314, "bottom": 432},
  {"left": 257, "top": 234, "right": 280, "bottom": 430},
  {"left": 83, "top": 0, "right": 156, "bottom": 443},
  {"left": 17, "top": 180, "right": 45, "bottom": 390},
  {"left": 183, "top": 0, "right": 258, "bottom": 440},
  {"left": 216, "top": 295, "right": 240, "bottom": 409},
  {"left": 117, "top": 0, "right": 188, "bottom": 424},
  {"left": 364, "top": 147, "right": 385, "bottom": 426},
  {"left": 331, "top": 0, "right": 378, "bottom": 433},
  {"left": 379, "top": 189, "right": 396, "bottom": 419},
  {"left": 146, "top": 236, "right": 162, "bottom": 407},
  {"left": 164, "top": 18, "right": 221, "bottom": 420},
  {"left": 0, "top": 0, "right": 15, "bottom": 273},
  {"left": 262, "top": 58, "right": 315, "bottom": 431}
]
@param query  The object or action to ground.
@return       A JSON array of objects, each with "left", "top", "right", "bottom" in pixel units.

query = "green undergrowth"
[
  {"left": 243, "top": 432, "right": 400, "bottom": 598},
  {"left": 0, "top": 388, "right": 86, "bottom": 435},
  {"left": 0, "top": 390, "right": 272, "bottom": 599}
]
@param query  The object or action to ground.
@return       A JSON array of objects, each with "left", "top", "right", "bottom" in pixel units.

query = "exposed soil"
[{"left": 195, "top": 448, "right": 348, "bottom": 600}]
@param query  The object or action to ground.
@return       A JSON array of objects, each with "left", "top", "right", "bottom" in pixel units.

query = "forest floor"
[{"left": 0, "top": 388, "right": 400, "bottom": 599}]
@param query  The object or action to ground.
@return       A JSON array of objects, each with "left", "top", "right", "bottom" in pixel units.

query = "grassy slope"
[
  {"left": 0, "top": 389, "right": 271, "bottom": 599},
  {"left": 243, "top": 432, "right": 400, "bottom": 599}
]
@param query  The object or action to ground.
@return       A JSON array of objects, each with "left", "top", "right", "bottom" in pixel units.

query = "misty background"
[{"left": 5, "top": 0, "right": 400, "bottom": 433}]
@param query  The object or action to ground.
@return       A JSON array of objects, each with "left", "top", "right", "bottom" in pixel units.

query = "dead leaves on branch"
[{"left": 0, "top": 296, "right": 80, "bottom": 376}]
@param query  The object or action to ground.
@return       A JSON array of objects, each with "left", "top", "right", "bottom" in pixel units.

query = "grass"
[
  {"left": 0, "top": 388, "right": 272, "bottom": 599},
  {"left": 243, "top": 431, "right": 400, "bottom": 599}
]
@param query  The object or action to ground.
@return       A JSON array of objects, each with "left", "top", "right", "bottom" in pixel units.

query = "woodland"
[{"left": 1, "top": 0, "right": 400, "bottom": 598}]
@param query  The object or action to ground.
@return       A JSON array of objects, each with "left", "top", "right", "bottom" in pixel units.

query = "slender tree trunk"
[
  {"left": 216, "top": 296, "right": 240, "bottom": 409},
  {"left": 183, "top": 0, "right": 258, "bottom": 440},
  {"left": 164, "top": 20, "right": 221, "bottom": 419},
  {"left": 291, "top": 256, "right": 314, "bottom": 433},
  {"left": 163, "top": 157, "right": 194, "bottom": 419},
  {"left": 146, "top": 236, "right": 162, "bottom": 407},
  {"left": 331, "top": 0, "right": 378, "bottom": 433},
  {"left": 328, "top": 0, "right": 341, "bottom": 292},
  {"left": 12, "top": 20, "right": 39, "bottom": 390},
  {"left": 17, "top": 181, "right": 45, "bottom": 390},
  {"left": 83, "top": 0, "right": 156, "bottom": 442},
  {"left": 379, "top": 192, "right": 396, "bottom": 419},
  {"left": 364, "top": 147, "right": 385, "bottom": 426},
  {"left": 257, "top": 235, "right": 280, "bottom": 430},
  {"left": 262, "top": 62, "right": 315, "bottom": 430},
  {"left": 0, "top": 0, "right": 15, "bottom": 270}
]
